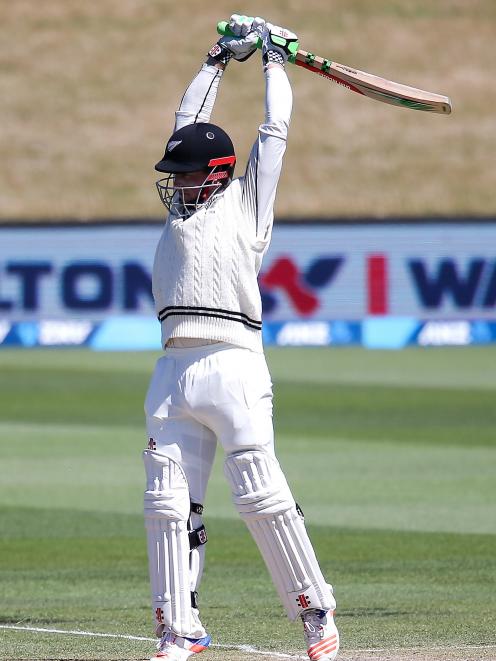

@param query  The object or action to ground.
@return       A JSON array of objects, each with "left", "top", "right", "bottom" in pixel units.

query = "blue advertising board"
[{"left": 1, "top": 221, "right": 495, "bottom": 349}]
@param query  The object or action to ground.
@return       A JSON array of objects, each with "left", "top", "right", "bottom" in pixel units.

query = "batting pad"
[
  {"left": 143, "top": 450, "right": 195, "bottom": 636},
  {"left": 224, "top": 450, "right": 336, "bottom": 619}
]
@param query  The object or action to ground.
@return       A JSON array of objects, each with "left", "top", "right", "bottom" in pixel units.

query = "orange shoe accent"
[
  {"left": 309, "top": 643, "right": 338, "bottom": 660},
  {"left": 308, "top": 635, "right": 338, "bottom": 660},
  {"left": 189, "top": 644, "right": 208, "bottom": 653}
]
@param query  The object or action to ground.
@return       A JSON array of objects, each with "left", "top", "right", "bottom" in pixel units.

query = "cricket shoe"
[
  {"left": 302, "top": 609, "right": 339, "bottom": 661},
  {"left": 150, "top": 630, "right": 211, "bottom": 661}
]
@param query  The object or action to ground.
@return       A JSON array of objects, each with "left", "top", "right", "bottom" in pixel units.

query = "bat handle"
[{"left": 216, "top": 20, "right": 263, "bottom": 49}]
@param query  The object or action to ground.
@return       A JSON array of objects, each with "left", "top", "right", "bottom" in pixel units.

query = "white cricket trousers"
[
  {"left": 144, "top": 341, "right": 335, "bottom": 636},
  {"left": 144, "top": 342, "right": 275, "bottom": 511}
]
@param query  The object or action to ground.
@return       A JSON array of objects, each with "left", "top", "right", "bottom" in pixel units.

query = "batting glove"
[
  {"left": 261, "top": 23, "right": 299, "bottom": 67},
  {"left": 208, "top": 14, "right": 265, "bottom": 65}
]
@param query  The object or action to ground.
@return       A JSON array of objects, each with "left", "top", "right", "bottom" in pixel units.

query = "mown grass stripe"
[{"left": 1, "top": 625, "right": 495, "bottom": 656}]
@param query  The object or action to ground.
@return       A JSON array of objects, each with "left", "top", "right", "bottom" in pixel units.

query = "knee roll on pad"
[
  {"left": 143, "top": 449, "right": 191, "bottom": 520},
  {"left": 143, "top": 450, "right": 206, "bottom": 637},
  {"left": 224, "top": 450, "right": 336, "bottom": 619}
]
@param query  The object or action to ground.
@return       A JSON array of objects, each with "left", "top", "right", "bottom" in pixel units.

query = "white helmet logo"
[
  {"left": 206, "top": 132, "right": 215, "bottom": 139},
  {"left": 167, "top": 140, "right": 182, "bottom": 151}
]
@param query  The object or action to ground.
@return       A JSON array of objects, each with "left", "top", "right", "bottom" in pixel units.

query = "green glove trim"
[
  {"left": 271, "top": 35, "right": 287, "bottom": 47},
  {"left": 288, "top": 41, "right": 299, "bottom": 55}
]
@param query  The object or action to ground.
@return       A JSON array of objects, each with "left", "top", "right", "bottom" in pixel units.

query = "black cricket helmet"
[{"left": 155, "top": 122, "right": 236, "bottom": 217}]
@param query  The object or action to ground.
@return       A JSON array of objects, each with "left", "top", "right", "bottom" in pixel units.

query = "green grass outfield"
[{"left": 0, "top": 347, "right": 495, "bottom": 660}]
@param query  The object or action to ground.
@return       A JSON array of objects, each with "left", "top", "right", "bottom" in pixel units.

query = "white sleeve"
[
  {"left": 174, "top": 64, "right": 224, "bottom": 131},
  {"left": 241, "top": 66, "right": 293, "bottom": 242}
]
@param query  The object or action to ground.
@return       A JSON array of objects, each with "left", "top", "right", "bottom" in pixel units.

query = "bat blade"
[
  {"left": 216, "top": 21, "right": 452, "bottom": 115},
  {"left": 294, "top": 51, "right": 452, "bottom": 114}
]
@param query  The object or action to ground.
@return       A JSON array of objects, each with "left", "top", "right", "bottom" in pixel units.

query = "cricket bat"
[{"left": 217, "top": 21, "right": 452, "bottom": 115}]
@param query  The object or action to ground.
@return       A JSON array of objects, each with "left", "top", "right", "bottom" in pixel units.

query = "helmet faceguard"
[{"left": 155, "top": 123, "right": 236, "bottom": 218}]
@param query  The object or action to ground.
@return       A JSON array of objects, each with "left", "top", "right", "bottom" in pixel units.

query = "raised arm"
[
  {"left": 241, "top": 25, "right": 298, "bottom": 242},
  {"left": 173, "top": 63, "right": 224, "bottom": 132},
  {"left": 174, "top": 15, "right": 265, "bottom": 132}
]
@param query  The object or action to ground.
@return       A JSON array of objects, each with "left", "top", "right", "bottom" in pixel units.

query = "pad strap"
[
  {"left": 188, "top": 501, "right": 208, "bottom": 549},
  {"left": 189, "top": 524, "right": 208, "bottom": 549},
  {"left": 190, "top": 502, "right": 204, "bottom": 515}
]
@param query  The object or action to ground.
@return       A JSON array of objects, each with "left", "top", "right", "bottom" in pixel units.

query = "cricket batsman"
[{"left": 143, "top": 14, "right": 339, "bottom": 661}]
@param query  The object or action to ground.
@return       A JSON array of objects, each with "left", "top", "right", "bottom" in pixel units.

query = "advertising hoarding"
[{"left": 1, "top": 221, "right": 495, "bottom": 349}]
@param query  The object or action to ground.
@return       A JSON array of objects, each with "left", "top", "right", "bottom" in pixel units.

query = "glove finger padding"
[
  {"left": 229, "top": 14, "right": 265, "bottom": 38},
  {"left": 212, "top": 15, "right": 265, "bottom": 63},
  {"left": 226, "top": 14, "right": 266, "bottom": 61},
  {"left": 229, "top": 14, "right": 250, "bottom": 37},
  {"left": 209, "top": 15, "right": 266, "bottom": 64}
]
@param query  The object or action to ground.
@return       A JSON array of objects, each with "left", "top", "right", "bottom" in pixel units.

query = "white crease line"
[
  {"left": 0, "top": 624, "right": 154, "bottom": 642},
  {"left": 1, "top": 624, "right": 495, "bottom": 656},
  {"left": 0, "top": 625, "right": 303, "bottom": 658}
]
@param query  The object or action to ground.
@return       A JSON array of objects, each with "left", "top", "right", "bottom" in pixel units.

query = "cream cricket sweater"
[{"left": 152, "top": 64, "right": 293, "bottom": 353}]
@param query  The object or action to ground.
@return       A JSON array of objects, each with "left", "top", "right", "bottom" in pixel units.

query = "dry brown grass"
[{"left": 1, "top": 0, "right": 495, "bottom": 220}]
